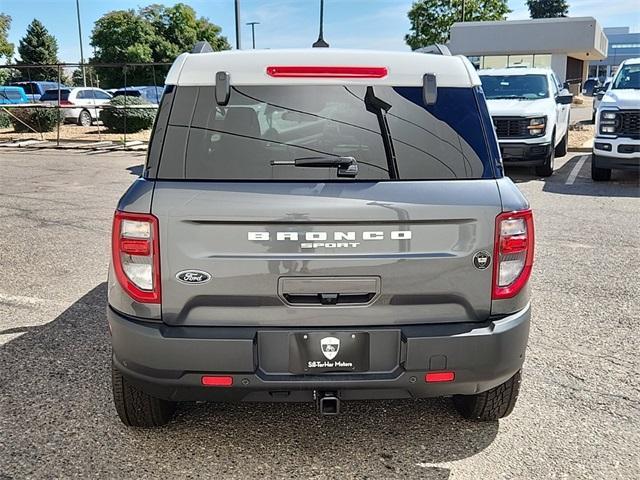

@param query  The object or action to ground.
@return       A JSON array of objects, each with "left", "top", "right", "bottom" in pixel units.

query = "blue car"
[
  {"left": 9, "top": 81, "right": 65, "bottom": 102},
  {"left": 112, "top": 86, "right": 164, "bottom": 104},
  {"left": 0, "top": 86, "right": 30, "bottom": 104}
]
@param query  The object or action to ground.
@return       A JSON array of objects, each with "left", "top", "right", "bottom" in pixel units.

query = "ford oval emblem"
[{"left": 176, "top": 270, "right": 211, "bottom": 284}]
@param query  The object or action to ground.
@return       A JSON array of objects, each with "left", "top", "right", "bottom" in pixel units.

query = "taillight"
[
  {"left": 59, "top": 100, "right": 72, "bottom": 106},
  {"left": 492, "top": 209, "right": 534, "bottom": 300},
  {"left": 111, "top": 211, "right": 161, "bottom": 303}
]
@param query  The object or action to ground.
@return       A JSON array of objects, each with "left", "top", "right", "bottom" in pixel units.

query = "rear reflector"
[
  {"left": 266, "top": 66, "right": 388, "bottom": 78},
  {"left": 201, "top": 375, "right": 233, "bottom": 387},
  {"left": 425, "top": 371, "right": 455, "bottom": 383}
]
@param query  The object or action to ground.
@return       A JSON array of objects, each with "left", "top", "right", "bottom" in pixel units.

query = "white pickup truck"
[
  {"left": 592, "top": 58, "right": 640, "bottom": 181},
  {"left": 479, "top": 68, "right": 573, "bottom": 177}
]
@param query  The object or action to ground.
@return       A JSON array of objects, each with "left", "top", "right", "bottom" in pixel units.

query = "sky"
[{"left": 1, "top": 0, "right": 639, "bottom": 63}]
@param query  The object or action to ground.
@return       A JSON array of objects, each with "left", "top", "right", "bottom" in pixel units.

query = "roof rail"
[
  {"left": 416, "top": 44, "right": 452, "bottom": 56},
  {"left": 192, "top": 41, "right": 213, "bottom": 54}
]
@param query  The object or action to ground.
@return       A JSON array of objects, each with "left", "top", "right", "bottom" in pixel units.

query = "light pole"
[
  {"left": 312, "top": 0, "right": 329, "bottom": 48},
  {"left": 75, "top": 0, "right": 86, "bottom": 86},
  {"left": 234, "top": 0, "right": 242, "bottom": 49},
  {"left": 246, "top": 21, "right": 260, "bottom": 49}
]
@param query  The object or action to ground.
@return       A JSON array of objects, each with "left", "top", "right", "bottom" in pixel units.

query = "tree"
[
  {"left": 0, "top": 14, "right": 15, "bottom": 84},
  {"left": 90, "top": 4, "right": 230, "bottom": 88},
  {"left": 405, "top": 0, "right": 510, "bottom": 50},
  {"left": 16, "top": 19, "right": 60, "bottom": 81},
  {"left": 526, "top": 0, "right": 569, "bottom": 19}
]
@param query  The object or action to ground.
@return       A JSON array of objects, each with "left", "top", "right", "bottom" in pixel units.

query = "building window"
[
  {"left": 611, "top": 43, "right": 640, "bottom": 49},
  {"left": 508, "top": 55, "right": 534, "bottom": 67},
  {"left": 532, "top": 54, "right": 551, "bottom": 68},
  {"left": 482, "top": 55, "right": 508, "bottom": 69}
]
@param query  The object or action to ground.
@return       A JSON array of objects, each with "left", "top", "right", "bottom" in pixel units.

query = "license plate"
[{"left": 289, "top": 332, "right": 369, "bottom": 374}]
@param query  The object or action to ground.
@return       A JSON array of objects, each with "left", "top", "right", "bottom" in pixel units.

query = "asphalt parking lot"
[{"left": 0, "top": 148, "right": 638, "bottom": 479}]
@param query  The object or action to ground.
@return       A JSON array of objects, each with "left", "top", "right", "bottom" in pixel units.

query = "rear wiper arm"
[{"left": 271, "top": 156, "right": 359, "bottom": 177}]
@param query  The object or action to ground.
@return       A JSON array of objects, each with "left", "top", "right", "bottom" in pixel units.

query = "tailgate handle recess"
[{"left": 279, "top": 277, "right": 380, "bottom": 306}]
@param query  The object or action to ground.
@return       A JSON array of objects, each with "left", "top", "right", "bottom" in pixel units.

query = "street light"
[
  {"left": 312, "top": 0, "right": 329, "bottom": 48},
  {"left": 246, "top": 21, "right": 260, "bottom": 49},
  {"left": 75, "top": 0, "right": 86, "bottom": 86}
]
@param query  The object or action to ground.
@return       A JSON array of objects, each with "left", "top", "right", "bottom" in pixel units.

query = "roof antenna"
[{"left": 312, "top": 0, "right": 329, "bottom": 47}]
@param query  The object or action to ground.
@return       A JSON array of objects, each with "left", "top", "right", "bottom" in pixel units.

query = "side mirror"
[
  {"left": 563, "top": 81, "right": 570, "bottom": 90},
  {"left": 556, "top": 93, "right": 573, "bottom": 105},
  {"left": 596, "top": 92, "right": 605, "bottom": 101}
]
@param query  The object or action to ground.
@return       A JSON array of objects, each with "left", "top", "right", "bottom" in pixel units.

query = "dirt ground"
[{"left": 568, "top": 123, "right": 595, "bottom": 149}]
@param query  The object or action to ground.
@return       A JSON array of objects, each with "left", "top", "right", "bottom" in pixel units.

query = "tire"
[
  {"left": 112, "top": 362, "right": 176, "bottom": 427},
  {"left": 535, "top": 135, "right": 555, "bottom": 177},
  {"left": 554, "top": 129, "right": 568, "bottom": 157},
  {"left": 591, "top": 154, "right": 612, "bottom": 181},
  {"left": 77, "top": 109, "right": 92, "bottom": 127},
  {"left": 453, "top": 370, "right": 522, "bottom": 421}
]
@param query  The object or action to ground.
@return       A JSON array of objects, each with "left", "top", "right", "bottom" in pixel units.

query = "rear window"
[
  {"left": 0, "top": 90, "right": 23, "bottom": 101},
  {"left": 152, "top": 85, "right": 496, "bottom": 180},
  {"left": 114, "top": 90, "right": 142, "bottom": 98},
  {"left": 40, "top": 89, "right": 70, "bottom": 101}
]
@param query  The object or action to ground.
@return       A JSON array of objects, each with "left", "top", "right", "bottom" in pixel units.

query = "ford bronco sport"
[{"left": 108, "top": 46, "right": 534, "bottom": 427}]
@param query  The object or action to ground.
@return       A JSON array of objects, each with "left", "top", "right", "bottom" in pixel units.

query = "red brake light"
[
  {"left": 425, "top": 371, "right": 455, "bottom": 383},
  {"left": 266, "top": 66, "right": 388, "bottom": 78},
  {"left": 59, "top": 99, "right": 72, "bottom": 106},
  {"left": 492, "top": 209, "right": 534, "bottom": 300},
  {"left": 201, "top": 375, "right": 233, "bottom": 387},
  {"left": 111, "top": 211, "right": 161, "bottom": 304}
]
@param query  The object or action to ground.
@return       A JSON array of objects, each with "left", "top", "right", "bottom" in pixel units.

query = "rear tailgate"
[{"left": 153, "top": 180, "right": 501, "bottom": 327}]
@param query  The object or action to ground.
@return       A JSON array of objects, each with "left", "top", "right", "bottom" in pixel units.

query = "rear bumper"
[
  {"left": 500, "top": 142, "right": 552, "bottom": 166},
  {"left": 108, "top": 304, "right": 531, "bottom": 402}
]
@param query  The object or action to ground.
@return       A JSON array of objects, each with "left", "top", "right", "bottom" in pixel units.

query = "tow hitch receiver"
[{"left": 316, "top": 391, "right": 340, "bottom": 416}]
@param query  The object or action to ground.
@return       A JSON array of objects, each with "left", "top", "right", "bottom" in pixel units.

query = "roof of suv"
[
  {"left": 165, "top": 48, "right": 480, "bottom": 88},
  {"left": 478, "top": 68, "right": 552, "bottom": 76}
]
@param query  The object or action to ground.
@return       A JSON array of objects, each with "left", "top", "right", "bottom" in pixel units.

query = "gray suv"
[{"left": 108, "top": 47, "right": 534, "bottom": 427}]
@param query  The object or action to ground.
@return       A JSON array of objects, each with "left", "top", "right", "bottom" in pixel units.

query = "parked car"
[
  {"left": 592, "top": 77, "right": 613, "bottom": 123},
  {"left": 592, "top": 58, "right": 640, "bottom": 181},
  {"left": 108, "top": 47, "right": 534, "bottom": 427},
  {"left": 9, "top": 81, "right": 64, "bottom": 102},
  {"left": 0, "top": 86, "right": 29, "bottom": 104},
  {"left": 112, "top": 86, "right": 164, "bottom": 104},
  {"left": 40, "top": 87, "right": 113, "bottom": 126},
  {"left": 582, "top": 77, "right": 600, "bottom": 96},
  {"left": 479, "top": 68, "right": 573, "bottom": 176}
]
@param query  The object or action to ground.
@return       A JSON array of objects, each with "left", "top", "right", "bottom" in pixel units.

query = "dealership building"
[
  {"left": 448, "top": 17, "right": 608, "bottom": 89},
  {"left": 588, "top": 27, "right": 640, "bottom": 79}
]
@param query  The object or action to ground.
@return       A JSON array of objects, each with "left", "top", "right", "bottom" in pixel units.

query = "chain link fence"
[{"left": 0, "top": 62, "right": 171, "bottom": 149}]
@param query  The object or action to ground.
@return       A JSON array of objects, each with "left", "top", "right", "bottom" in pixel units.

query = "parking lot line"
[{"left": 565, "top": 155, "right": 588, "bottom": 185}]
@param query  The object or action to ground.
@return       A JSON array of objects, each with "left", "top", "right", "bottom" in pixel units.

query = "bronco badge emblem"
[{"left": 320, "top": 337, "right": 340, "bottom": 360}]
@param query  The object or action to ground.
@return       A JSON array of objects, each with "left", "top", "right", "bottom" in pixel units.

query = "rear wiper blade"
[{"left": 271, "top": 156, "right": 359, "bottom": 177}]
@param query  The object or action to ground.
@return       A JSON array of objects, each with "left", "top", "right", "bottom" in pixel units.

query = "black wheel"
[
  {"left": 554, "top": 129, "right": 568, "bottom": 157},
  {"left": 77, "top": 109, "right": 92, "bottom": 127},
  {"left": 591, "top": 154, "right": 612, "bottom": 181},
  {"left": 112, "top": 362, "right": 176, "bottom": 427},
  {"left": 453, "top": 370, "right": 522, "bottom": 421},
  {"left": 535, "top": 136, "right": 555, "bottom": 177}
]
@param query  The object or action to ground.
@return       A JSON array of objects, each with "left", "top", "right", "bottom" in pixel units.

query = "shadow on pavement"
[
  {"left": 0, "top": 283, "right": 499, "bottom": 479},
  {"left": 126, "top": 164, "right": 143, "bottom": 176},
  {"left": 506, "top": 154, "right": 639, "bottom": 198}
]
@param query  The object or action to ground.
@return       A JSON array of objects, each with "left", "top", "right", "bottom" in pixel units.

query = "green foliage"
[
  {"left": 0, "top": 110, "right": 11, "bottom": 129},
  {"left": 526, "top": 0, "right": 569, "bottom": 18},
  {"left": 90, "top": 3, "right": 230, "bottom": 88},
  {"left": 71, "top": 66, "right": 100, "bottom": 87},
  {"left": 10, "top": 106, "right": 64, "bottom": 133},
  {"left": 405, "top": 0, "right": 511, "bottom": 50},
  {"left": 100, "top": 95, "right": 157, "bottom": 133},
  {"left": 0, "top": 14, "right": 13, "bottom": 59},
  {"left": 15, "top": 19, "right": 60, "bottom": 81}
]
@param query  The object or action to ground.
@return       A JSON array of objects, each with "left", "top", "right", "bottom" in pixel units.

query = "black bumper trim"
[{"left": 500, "top": 142, "right": 551, "bottom": 166}]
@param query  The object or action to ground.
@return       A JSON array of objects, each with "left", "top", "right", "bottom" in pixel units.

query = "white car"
[
  {"left": 592, "top": 58, "right": 640, "bottom": 181},
  {"left": 40, "top": 87, "right": 112, "bottom": 126},
  {"left": 479, "top": 68, "right": 573, "bottom": 177}
]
